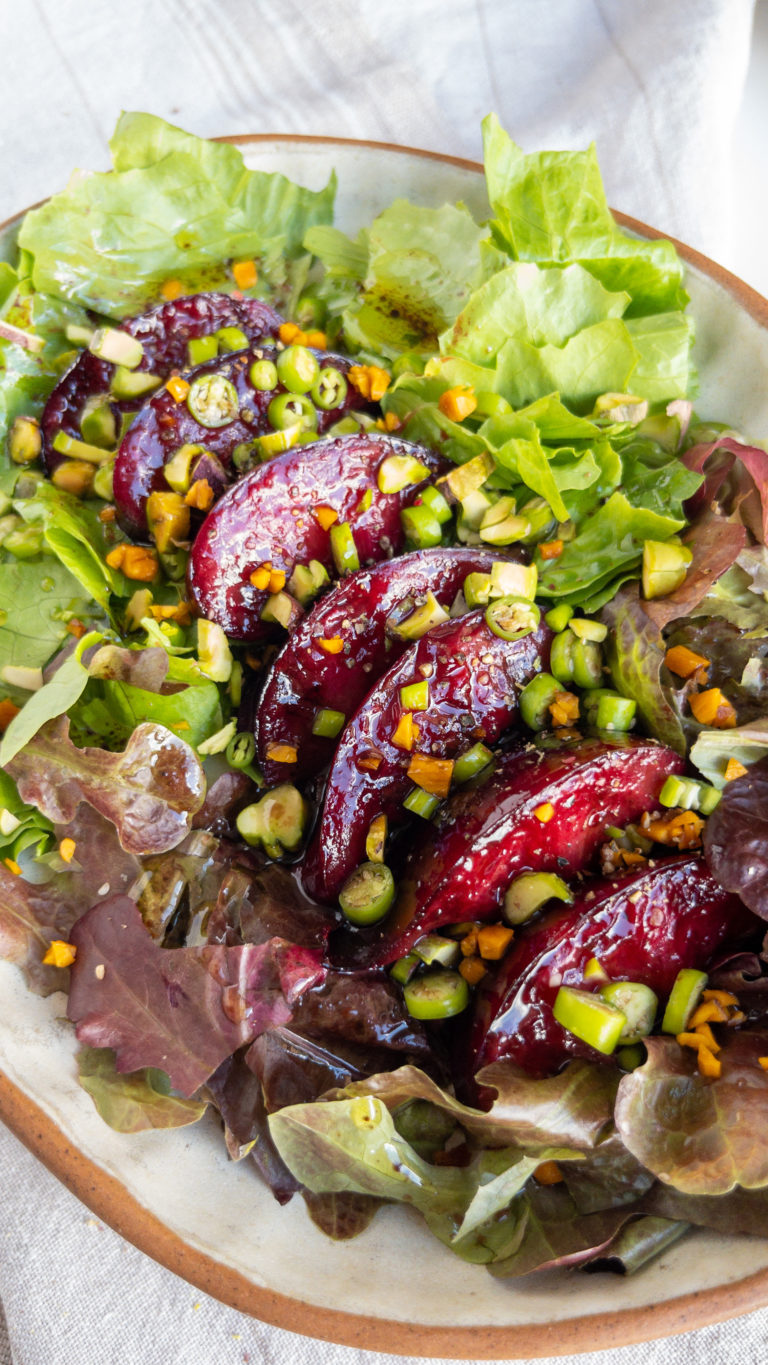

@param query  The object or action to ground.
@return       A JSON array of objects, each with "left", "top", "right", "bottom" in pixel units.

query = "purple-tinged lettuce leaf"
[
  {"left": 583, "top": 1215, "right": 688, "bottom": 1276},
  {"left": 709, "top": 952, "right": 768, "bottom": 1023},
  {"left": 615, "top": 1032, "right": 768, "bottom": 1195},
  {"left": 6, "top": 716, "right": 206, "bottom": 855},
  {"left": 206, "top": 1050, "right": 300, "bottom": 1202},
  {"left": 602, "top": 584, "right": 687, "bottom": 753},
  {"left": 0, "top": 804, "right": 140, "bottom": 993},
  {"left": 135, "top": 829, "right": 220, "bottom": 943},
  {"left": 486, "top": 1184, "right": 634, "bottom": 1278},
  {"left": 641, "top": 1181, "right": 768, "bottom": 1238},
  {"left": 643, "top": 508, "right": 748, "bottom": 632},
  {"left": 249, "top": 1026, "right": 388, "bottom": 1114},
  {"left": 238, "top": 862, "right": 334, "bottom": 952},
  {"left": 683, "top": 436, "right": 768, "bottom": 544},
  {"left": 68, "top": 895, "right": 325, "bottom": 1096},
  {"left": 559, "top": 1133, "right": 654, "bottom": 1213},
  {"left": 704, "top": 756, "right": 768, "bottom": 913},
  {"left": 77, "top": 1045, "right": 207, "bottom": 1132},
  {"left": 86, "top": 644, "right": 169, "bottom": 690},
  {"left": 302, "top": 1190, "right": 382, "bottom": 1242}
]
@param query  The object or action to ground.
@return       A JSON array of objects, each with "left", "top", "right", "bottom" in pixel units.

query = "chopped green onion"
[
  {"left": 377, "top": 454, "right": 431, "bottom": 495},
  {"left": 249, "top": 358, "right": 279, "bottom": 390},
  {"left": 400, "top": 680, "right": 429, "bottom": 711},
  {"left": 453, "top": 742, "right": 494, "bottom": 784},
  {"left": 659, "top": 774, "right": 721, "bottom": 814},
  {"left": 339, "top": 862, "right": 395, "bottom": 926},
  {"left": 403, "top": 786, "right": 441, "bottom": 818},
  {"left": 51, "top": 430, "right": 112, "bottom": 465},
  {"left": 412, "top": 933, "right": 460, "bottom": 967},
  {"left": 571, "top": 637, "right": 604, "bottom": 689},
  {"left": 389, "top": 952, "right": 421, "bottom": 985},
  {"left": 417, "top": 485, "right": 453, "bottom": 524},
  {"left": 312, "top": 707, "right": 346, "bottom": 738},
  {"left": 276, "top": 344, "right": 320, "bottom": 394},
  {"left": 80, "top": 401, "right": 117, "bottom": 449},
  {"left": 569, "top": 617, "right": 608, "bottom": 644},
  {"left": 582, "top": 689, "right": 637, "bottom": 732},
  {"left": 550, "top": 629, "right": 575, "bottom": 685},
  {"left": 518, "top": 672, "right": 562, "bottom": 731},
  {"left": 401, "top": 504, "right": 443, "bottom": 549},
  {"left": 187, "top": 334, "right": 219, "bottom": 366},
  {"left": 661, "top": 968, "right": 708, "bottom": 1035},
  {"left": 403, "top": 969, "right": 470, "bottom": 1020},
  {"left": 330, "top": 521, "right": 360, "bottom": 575},
  {"left": 503, "top": 871, "right": 573, "bottom": 925},
  {"left": 545, "top": 604, "right": 574, "bottom": 633},
  {"left": 552, "top": 986, "right": 626, "bottom": 1055},
  {"left": 215, "top": 326, "right": 249, "bottom": 353}
]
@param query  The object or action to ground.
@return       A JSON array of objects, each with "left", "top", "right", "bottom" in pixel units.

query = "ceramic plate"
[{"left": 2, "top": 136, "right": 768, "bottom": 1360}]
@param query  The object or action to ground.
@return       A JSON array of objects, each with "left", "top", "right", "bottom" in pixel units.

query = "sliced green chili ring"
[
  {"left": 187, "top": 334, "right": 219, "bottom": 367},
  {"left": 403, "top": 969, "right": 470, "bottom": 1021},
  {"left": 311, "top": 367, "right": 348, "bottom": 410},
  {"left": 187, "top": 374, "right": 240, "bottom": 429},
  {"left": 267, "top": 391, "right": 318, "bottom": 434},
  {"left": 518, "top": 673, "right": 562, "bottom": 731},
  {"left": 249, "top": 358, "right": 278, "bottom": 390},
  {"left": 658, "top": 774, "right": 721, "bottom": 814},
  {"left": 225, "top": 732, "right": 257, "bottom": 770},
  {"left": 503, "top": 871, "right": 573, "bottom": 925},
  {"left": 389, "top": 952, "right": 421, "bottom": 985},
  {"left": 552, "top": 986, "right": 626, "bottom": 1055},
  {"left": 276, "top": 344, "right": 320, "bottom": 395},
  {"left": 400, "top": 680, "right": 429, "bottom": 711},
  {"left": 236, "top": 783, "right": 307, "bottom": 857},
  {"left": 571, "top": 637, "right": 604, "bottom": 689},
  {"left": 600, "top": 981, "right": 658, "bottom": 1044},
  {"left": 403, "top": 786, "right": 441, "bottom": 819},
  {"left": 330, "top": 521, "right": 360, "bottom": 575},
  {"left": 215, "top": 326, "right": 249, "bottom": 354},
  {"left": 401, "top": 504, "right": 443, "bottom": 549},
  {"left": 484, "top": 596, "right": 541, "bottom": 642},
  {"left": 550, "top": 628, "right": 575, "bottom": 685},
  {"left": 453, "top": 742, "right": 494, "bottom": 784},
  {"left": 412, "top": 933, "right": 460, "bottom": 968},
  {"left": 417, "top": 485, "right": 453, "bottom": 525},
  {"left": 311, "top": 707, "right": 346, "bottom": 738},
  {"left": 582, "top": 689, "right": 637, "bottom": 733},
  {"left": 661, "top": 968, "right": 709, "bottom": 1035},
  {"left": 339, "top": 862, "right": 396, "bottom": 926},
  {"left": 545, "top": 604, "right": 574, "bottom": 633}
]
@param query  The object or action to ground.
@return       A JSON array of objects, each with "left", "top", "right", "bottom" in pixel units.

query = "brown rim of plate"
[{"left": 1, "top": 133, "right": 768, "bottom": 1358}]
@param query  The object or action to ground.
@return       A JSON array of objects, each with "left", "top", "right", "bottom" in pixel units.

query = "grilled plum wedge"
[
  {"left": 334, "top": 736, "right": 684, "bottom": 968},
  {"left": 255, "top": 547, "right": 526, "bottom": 785},
  {"left": 471, "top": 856, "right": 752, "bottom": 1076},
  {"left": 113, "top": 344, "right": 364, "bottom": 537},
  {"left": 42, "top": 292, "right": 282, "bottom": 477},
  {"left": 302, "top": 607, "right": 552, "bottom": 905},
  {"left": 188, "top": 434, "right": 444, "bottom": 640}
]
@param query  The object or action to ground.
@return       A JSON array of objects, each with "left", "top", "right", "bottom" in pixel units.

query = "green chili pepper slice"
[
  {"left": 225, "top": 732, "right": 257, "bottom": 770},
  {"left": 403, "top": 969, "right": 470, "bottom": 1020},
  {"left": 267, "top": 392, "right": 318, "bottom": 434},
  {"left": 552, "top": 986, "right": 626, "bottom": 1055},
  {"left": 311, "top": 367, "right": 348, "bottom": 411},
  {"left": 187, "top": 374, "right": 240, "bottom": 429},
  {"left": 339, "top": 862, "right": 396, "bottom": 926},
  {"left": 484, "top": 596, "right": 541, "bottom": 642},
  {"left": 249, "top": 358, "right": 278, "bottom": 391},
  {"left": 276, "top": 344, "right": 320, "bottom": 395}
]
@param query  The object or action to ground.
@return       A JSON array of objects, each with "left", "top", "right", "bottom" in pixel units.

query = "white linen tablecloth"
[{"left": 0, "top": 1, "right": 763, "bottom": 1361}]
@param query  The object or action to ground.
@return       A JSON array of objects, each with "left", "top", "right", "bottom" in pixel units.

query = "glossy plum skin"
[
  {"left": 42, "top": 292, "right": 282, "bottom": 475},
  {"left": 470, "top": 855, "right": 754, "bottom": 1076},
  {"left": 334, "top": 736, "right": 684, "bottom": 969},
  {"left": 255, "top": 547, "right": 526, "bottom": 786},
  {"left": 187, "top": 434, "right": 444, "bottom": 641},
  {"left": 302, "top": 610, "right": 552, "bottom": 906},
  {"left": 112, "top": 344, "right": 364, "bottom": 538}
]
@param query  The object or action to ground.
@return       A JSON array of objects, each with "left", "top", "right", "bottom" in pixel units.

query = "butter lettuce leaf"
[
  {"left": 536, "top": 492, "right": 684, "bottom": 599},
  {"left": 77, "top": 1046, "right": 208, "bottom": 1133}
]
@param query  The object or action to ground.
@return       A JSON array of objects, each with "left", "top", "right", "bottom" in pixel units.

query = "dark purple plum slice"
[
  {"left": 112, "top": 344, "right": 365, "bottom": 538},
  {"left": 187, "top": 434, "right": 444, "bottom": 641},
  {"left": 470, "top": 855, "right": 753, "bottom": 1076},
  {"left": 42, "top": 292, "right": 282, "bottom": 475},
  {"left": 333, "top": 736, "right": 684, "bottom": 969},
  {"left": 301, "top": 608, "right": 552, "bottom": 906},
  {"left": 255, "top": 546, "right": 527, "bottom": 786}
]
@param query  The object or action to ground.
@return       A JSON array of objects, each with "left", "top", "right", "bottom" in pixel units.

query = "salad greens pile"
[{"left": 1, "top": 110, "right": 768, "bottom": 1284}]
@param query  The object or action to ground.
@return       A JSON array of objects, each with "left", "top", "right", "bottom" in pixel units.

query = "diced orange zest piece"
[
  {"left": 702, "top": 989, "right": 739, "bottom": 1007},
  {"left": 58, "top": 838, "right": 76, "bottom": 864},
  {"left": 161, "top": 279, "right": 183, "bottom": 301},
  {"left": 438, "top": 385, "right": 477, "bottom": 423},
  {"left": 677, "top": 1031, "right": 713, "bottom": 1052},
  {"left": 689, "top": 1000, "right": 728, "bottom": 1027},
  {"left": 348, "top": 364, "right": 391, "bottom": 403},
  {"left": 314, "top": 505, "right": 338, "bottom": 531},
  {"left": 316, "top": 636, "right": 344, "bottom": 655},
  {"left": 249, "top": 562, "right": 273, "bottom": 590},
  {"left": 98, "top": 506, "right": 117, "bottom": 522},
  {"left": 232, "top": 260, "right": 258, "bottom": 289},
  {"left": 533, "top": 1161, "right": 564, "bottom": 1186},
  {"left": 3, "top": 858, "right": 21, "bottom": 876},
  {"left": 42, "top": 939, "right": 77, "bottom": 968},
  {"left": 549, "top": 690, "right": 580, "bottom": 727},
  {"left": 534, "top": 802, "right": 555, "bottom": 823},
  {"left": 460, "top": 928, "right": 479, "bottom": 956},
  {"left": 459, "top": 956, "right": 487, "bottom": 985},
  {"left": 107, "top": 545, "right": 158, "bottom": 582},
  {"left": 165, "top": 375, "right": 190, "bottom": 403},
  {"left": 150, "top": 602, "right": 192, "bottom": 626},
  {"left": 644, "top": 809, "right": 704, "bottom": 849},
  {"left": 0, "top": 699, "right": 20, "bottom": 733},
  {"left": 407, "top": 752, "right": 454, "bottom": 797},
  {"left": 304, "top": 330, "right": 327, "bottom": 349},
  {"left": 697, "top": 1047, "right": 721, "bottom": 1078},
  {"left": 759, "top": 1058, "right": 768, "bottom": 1071},
  {"left": 279, "top": 322, "right": 301, "bottom": 345},
  {"left": 726, "top": 1010, "right": 746, "bottom": 1025},
  {"left": 358, "top": 750, "right": 383, "bottom": 771},
  {"left": 664, "top": 645, "right": 710, "bottom": 679},
  {"left": 689, "top": 687, "right": 737, "bottom": 729},
  {"left": 476, "top": 924, "right": 515, "bottom": 960},
  {"left": 268, "top": 569, "right": 286, "bottom": 594},
  {"left": 539, "top": 540, "right": 564, "bottom": 561},
  {"left": 66, "top": 618, "right": 87, "bottom": 639},
  {"left": 184, "top": 478, "right": 215, "bottom": 511},
  {"left": 692, "top": 1022, "right": 720, "bottom": 1053},
  {"left": 265, "top": 742, "right": 298, "bottom": 764},
  {"left": 724, "top": 757, "right": 748, "bottom": 782},
  {"left": 392, "top": 712, "right": 415, "bottom": 751},
  {"left": 376, "top": 411, "right": 401, "bottom": 433}
]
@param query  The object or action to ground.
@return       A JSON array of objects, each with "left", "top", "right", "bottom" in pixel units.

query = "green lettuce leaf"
[
  {"left": 76, "top": 654, "right": 222, "bottom": 750},
  {"left": 16, "top": 481, "right": 130, "bottom": 608},
  {"left": 624, "top": 313, "right": 695, "bottom": 404},
  {"left": 535, "top": 492, "right": 683, "bottom": 600},
  {"left": 496, "top": 319, "right": 637, "bottom": 412},
  {"left": 691, "top": 717, "right": 768, "bottom": 787},
  {"left": 77, "top": 1046, "right": 208, "bottom": 1133},
  {"left": 19, "top": 112, "right": 335, "bottom": 317},
  {"left": 0, "top": 768, "right": 54, "bottom": 861}
]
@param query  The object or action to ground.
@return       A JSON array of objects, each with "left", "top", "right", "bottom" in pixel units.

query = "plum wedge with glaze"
[
  {"left": 188, "top": 433, "right": 444, "bottom": 641},
  {"left": 333, "top": 736, "right": 684, "bottom": 969},
  {"left": 302, "top": 607, "right": 552, "bottom": 906},
  {"left": 42, "top": 292, "right": 283, "bottom": 479},
  {"left": 470, "top": 855, "right": 752, "bottom": 1077},
  {"left": 112, "top": 343, "right": 365, "bottom": 538},
  {"left": 254, "top": 546, "right": 526, "bottom": 786}
]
